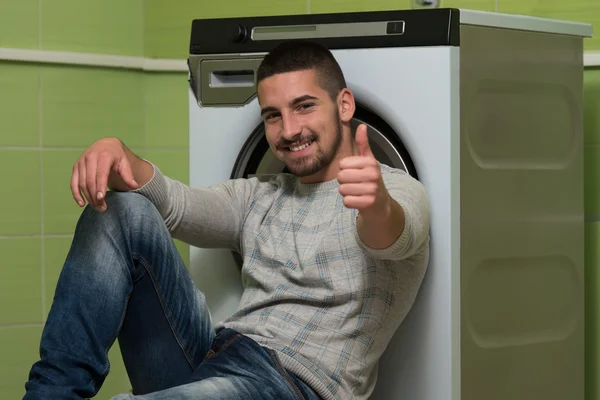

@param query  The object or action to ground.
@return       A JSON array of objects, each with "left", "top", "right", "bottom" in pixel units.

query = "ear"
[{"left": 337, "top": 88, "right": 355, "bottom": 123}]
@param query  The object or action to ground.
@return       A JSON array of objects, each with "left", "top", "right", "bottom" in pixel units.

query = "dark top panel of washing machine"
[{"left": 189, "top": 8, "right": 460, "bottom": 55}]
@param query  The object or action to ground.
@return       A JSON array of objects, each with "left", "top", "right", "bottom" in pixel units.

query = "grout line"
[
  {"left": 307, "top": 0, "right": 311, "bottom": 14},
  {"left": 496, "top": 0, "right": 499, "bottom": 12},
  {"left": 0, "top": 323, "right": 45, "bottom": 330}
]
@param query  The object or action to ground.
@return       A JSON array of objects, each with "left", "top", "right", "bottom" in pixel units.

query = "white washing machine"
[{"left": 186, "top": 8, "right": 592, "bottom": 400}]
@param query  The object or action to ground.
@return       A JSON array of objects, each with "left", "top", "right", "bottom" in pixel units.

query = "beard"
[{"left": 279, "top": 117, "right": 343, "bottom": 178}]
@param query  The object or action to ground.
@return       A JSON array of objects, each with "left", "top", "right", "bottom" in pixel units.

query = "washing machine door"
[{"left": 229, "top": 103, "right": 418, "bottom": 268}]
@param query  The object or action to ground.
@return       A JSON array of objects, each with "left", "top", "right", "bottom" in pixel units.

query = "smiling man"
[{"left": 24, "top": 40, "right": 430, "bottom": 400}]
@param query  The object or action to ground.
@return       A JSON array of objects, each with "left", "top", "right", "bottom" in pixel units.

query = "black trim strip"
[{"left": 190, "top": 8, "right": 460, "bottom": 55}]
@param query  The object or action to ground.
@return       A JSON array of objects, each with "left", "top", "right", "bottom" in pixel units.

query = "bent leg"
[{"left": 24, "top": 192, "right": 214, "bottom": 399}]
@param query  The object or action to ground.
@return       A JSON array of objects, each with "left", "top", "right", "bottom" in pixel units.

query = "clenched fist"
[{"left": 337, "top": 124, "right": 391, "bottom": 216}]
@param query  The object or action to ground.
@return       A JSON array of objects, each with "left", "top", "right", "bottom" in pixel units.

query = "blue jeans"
[{"left": 24, "top": 192, "right": 320, "bottom": 400}]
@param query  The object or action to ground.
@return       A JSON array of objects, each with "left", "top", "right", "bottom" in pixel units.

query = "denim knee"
[{"left": 79, "top": 191, "right": 161, "bottom": 231}]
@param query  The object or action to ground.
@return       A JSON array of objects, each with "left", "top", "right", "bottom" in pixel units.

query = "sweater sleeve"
[
  {"left": 133, "top": 162, "right": 262, "bottom": 252},
  {"left": 354, "top": 166, "right": 430, "bottom": 261}
]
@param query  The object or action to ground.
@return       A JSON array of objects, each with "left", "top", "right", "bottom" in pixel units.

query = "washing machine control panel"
[{"left": 189, "top": 8, "right": 459, "bottom": 55}]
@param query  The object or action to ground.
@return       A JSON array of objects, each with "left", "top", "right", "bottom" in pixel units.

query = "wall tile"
[
  {"left": 585, "top": 145, "right": 600, "bottom": 218},
  {"left": 145, "top": 72, "right": 189, "bottom": 149},
  {"left": 498, "top": 0, "right": 599, "bottom": 50},
  {"left": 144, "top": 0, "right": 308, "bottom": 59},
  {"left": 0, "top": 326, "right": 43, "bottom": 398},
  {"left": 442, "top": 0, "right": 496, "bottom": 11},
  {"left": 0, "top": 150, "right": 40, "bottom": 235},
  {"left": 143, "top": 149, "right": 189, "bottom": 184},
  {"left": 0, "top": 62, "right": 39, "bottom": 147},
  {"left": 40, "top": 0, "right": 143, "bottom": 56},
  {"left": 0, "top": 238, "right": 42, "bottom": 325},
  {"left": 311, "top": 0, "right": 496, "bottom": 13},
  {"left": 42, "top": 150, "right": 84, "bottom": 234},
  {"left": 586, "top": 222, "right": 600, "bottom": 400},
  {"left": 0, "top": 0, "right": 39, "bottom": 49},
  {"left": 41, "top": 65, "right": 144, "bottom": 148},
  {"left": 585, "top": 68, "right": 600, "bottom": 145},
  {"left": 311, "top": 0, "right": 405, "bottom": 13}
]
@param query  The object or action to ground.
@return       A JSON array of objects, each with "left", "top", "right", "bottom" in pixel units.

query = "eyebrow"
[{"left": 260, "top": 94, "right": 319, "bottom": 116}]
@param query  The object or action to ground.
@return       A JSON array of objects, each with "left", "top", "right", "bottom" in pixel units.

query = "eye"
[
  {"left": 264, "top": 113, "right": 281, "bottom": 123},
  {"left": 297, "top": 103, "right": 314, "bottom": 111}
]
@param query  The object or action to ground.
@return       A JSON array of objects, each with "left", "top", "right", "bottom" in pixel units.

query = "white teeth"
[{"left": 290, "top": 141, "right": 312, "bottom": 152}]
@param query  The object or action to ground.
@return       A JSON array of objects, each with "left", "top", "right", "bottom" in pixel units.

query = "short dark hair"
[{"left": 256, "top": 40, "right": 347, "bottom": 101}]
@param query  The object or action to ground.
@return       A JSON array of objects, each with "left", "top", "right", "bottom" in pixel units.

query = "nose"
[{"left": 281, "top": 112, "right": 302, "bottom": 141}]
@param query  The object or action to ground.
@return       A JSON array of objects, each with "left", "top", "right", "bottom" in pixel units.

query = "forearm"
[{"left": 356, "top": 196, "right": 406, "bottom": 250}]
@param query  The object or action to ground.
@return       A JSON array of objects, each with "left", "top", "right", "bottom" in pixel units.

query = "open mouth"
[{"left": 288, "top": 139, "right": 314, "bottom": 153}]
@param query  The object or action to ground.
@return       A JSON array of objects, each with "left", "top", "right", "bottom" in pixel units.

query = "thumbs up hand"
[{"left": 338, "top": 124, "right": 391, "bottom": 217}]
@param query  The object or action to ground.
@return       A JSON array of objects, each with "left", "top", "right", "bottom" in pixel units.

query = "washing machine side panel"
[
  {"left": 459, "top": 25, "right": 585, "bottom": 400},
  {"left": 188, "top": 91, "right": 261, "bottom": 325},
  {"left": 331, "top": 47, "right": 461, "bottom": 400}
]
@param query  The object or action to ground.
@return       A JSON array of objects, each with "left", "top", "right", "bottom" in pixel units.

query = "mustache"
[{"left": 277, "top": 134, "right": 317, "bottom": 148}]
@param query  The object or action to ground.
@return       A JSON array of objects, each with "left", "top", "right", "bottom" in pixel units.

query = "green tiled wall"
[{"left": 0, "top": 1, "right": 598, "bottom": 399}]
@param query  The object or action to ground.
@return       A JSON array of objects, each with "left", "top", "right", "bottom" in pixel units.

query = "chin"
[{"left": 285, "top": 157, "right": 327, "bottom": 178}]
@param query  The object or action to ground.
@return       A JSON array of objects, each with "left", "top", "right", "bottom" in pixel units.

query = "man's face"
[{"left": 257, "top": 69, "right": 343, "bottom": 178}]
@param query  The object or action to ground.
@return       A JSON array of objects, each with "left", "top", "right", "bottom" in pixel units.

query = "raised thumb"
[{"left": 355, "top": 124, "right": 373, "bottom": 157}]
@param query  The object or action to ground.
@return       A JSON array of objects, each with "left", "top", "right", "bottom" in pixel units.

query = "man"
[{"left": 24, "top": 40, "right": 430, "bottom": 400}]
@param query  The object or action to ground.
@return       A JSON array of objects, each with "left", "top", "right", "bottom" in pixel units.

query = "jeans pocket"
[{"left": 204, "top": 332, "right": 243, "bottom": 360}]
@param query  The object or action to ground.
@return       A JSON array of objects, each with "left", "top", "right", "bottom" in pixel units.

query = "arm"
[
  {"left": 71, "top": 138, "right": 260, "bottom": 251},
  {"left": 354, "top": 169, "right": 430, "bottom": 260},
  {"left": 133, "top": 163, "right": 262, "bottom": 251}
]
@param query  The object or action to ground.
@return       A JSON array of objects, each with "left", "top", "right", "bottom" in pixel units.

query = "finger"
[
  {"left": 337, "top": 168, "right": 380, "bottom": 184},
  {"left": 70, "top": 162, "right": 85, "bottom": 207},
  {"left": 355, "top": 124, "right": 373, "bottom": 157},
  {"left": 85, "top": 154, "right": 98, "bottom": 208},
  {"left": 95, "top": 155, "right": 112, "bottom": 212},
  {"left": 339, "top": 183, "right": 378, "bottom": 196},
  {"left": 339, "top": 156, "right": 378, "bottom": 170},
  {"left": 117, "top": 157, "right": 139, "bottom": 189},
  {"left": 78, "top": 162, "right": 94, "bottom": 208},
  {"left": 342, "top": 195, "right": 376, "bottom": 210}
]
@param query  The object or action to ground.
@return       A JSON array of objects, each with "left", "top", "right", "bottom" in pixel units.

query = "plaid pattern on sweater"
[{"left": 137, "top": 162, "right": 430, "bottom": 400}]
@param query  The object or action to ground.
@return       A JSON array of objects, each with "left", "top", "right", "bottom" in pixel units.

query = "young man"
[{"left": 24, "top": 40, "right": 430, "bottom": 400}]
